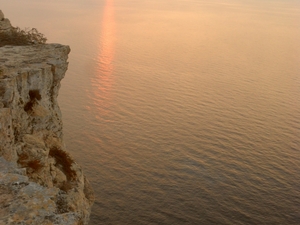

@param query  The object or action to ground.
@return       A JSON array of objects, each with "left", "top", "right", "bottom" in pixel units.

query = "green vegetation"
[{"left": 0, "top": 27, "right": 47, "bottom": 47}]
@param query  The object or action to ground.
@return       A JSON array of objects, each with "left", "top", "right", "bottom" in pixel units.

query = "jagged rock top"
[
  {"left": 0, "top": 10, "right": 12, "bottom": 32},
  {"left": 0, "top": 11, "right": 4, "bottom": 20}
]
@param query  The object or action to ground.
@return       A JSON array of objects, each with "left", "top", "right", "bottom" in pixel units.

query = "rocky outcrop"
[
  {"left": 0, "top": 10, "right": 94, "bottom": 224},
  {"left": 0, "top": 11, "right": 12, "bottom": 32}
]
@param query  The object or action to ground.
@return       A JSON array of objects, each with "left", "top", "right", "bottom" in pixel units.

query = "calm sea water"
[{"left": 2, "top": 0, "right": 300, "bottom": 224}]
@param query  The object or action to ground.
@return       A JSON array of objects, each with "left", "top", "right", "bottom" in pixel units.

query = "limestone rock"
[
  {"left": 0, "top": 10, "right": 12, "bottom": 31},
  {"left": 0, "top": 10, "right": 4, "bottom": 20},
  {"left": 0, "top": 10, "right": 94, "bottom": 225},
  {"left": 0, "top": 157, "right": 90, "bottom": 225}
]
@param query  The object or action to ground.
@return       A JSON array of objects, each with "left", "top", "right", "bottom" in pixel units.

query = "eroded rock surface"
[
  {"left": 0, "top": 10, "right": 94, "bottom": 225},
  {"left": 0, "top": 10, "right": 12, "bottom": 32}
]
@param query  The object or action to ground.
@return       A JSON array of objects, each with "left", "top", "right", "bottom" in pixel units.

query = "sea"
[{"left": 1, "top": 0, "right": 300, "bottom": 224}]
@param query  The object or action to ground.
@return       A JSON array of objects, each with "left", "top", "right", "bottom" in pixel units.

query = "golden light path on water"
[{"left": 92, "top": 0, "right": 115, "bottom": 116}]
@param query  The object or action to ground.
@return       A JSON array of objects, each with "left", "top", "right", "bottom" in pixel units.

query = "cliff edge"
[{"left": 0, "top": 10, "right": 94, "bottom": 225}]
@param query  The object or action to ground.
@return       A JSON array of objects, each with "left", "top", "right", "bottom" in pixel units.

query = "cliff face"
[{"left": 0, "top": 11, "right": 94, "bottom": 225}]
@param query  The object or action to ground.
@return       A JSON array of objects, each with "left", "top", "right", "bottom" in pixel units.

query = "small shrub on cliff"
[
  {"left": 49, "top": 147, "right": 76, "bottom": 181},
  {"left": 27, "top": 160, "right": 43, "bottom": 171},
  {"left": 17, "top": 153, "right": 43, "bottom": 173},
  {"left": 0, "top": 27, "right": 47, "bottom": 47}
]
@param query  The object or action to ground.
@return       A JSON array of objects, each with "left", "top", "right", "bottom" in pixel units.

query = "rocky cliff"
[{"left": 0, "top": 10, "right": 94, "bottom": 225}]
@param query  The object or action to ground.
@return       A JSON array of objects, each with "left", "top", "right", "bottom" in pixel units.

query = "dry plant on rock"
[
  {"left": 0, "top": 27, "right": 47, "bottom": 47},
  {"left": 49, "top": 147, "right": 77, "bottom": 181}
]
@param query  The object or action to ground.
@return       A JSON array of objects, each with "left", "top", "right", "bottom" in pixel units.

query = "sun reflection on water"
[{"left": 92, "top": 0, "right": 115, "bottom": 115}]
